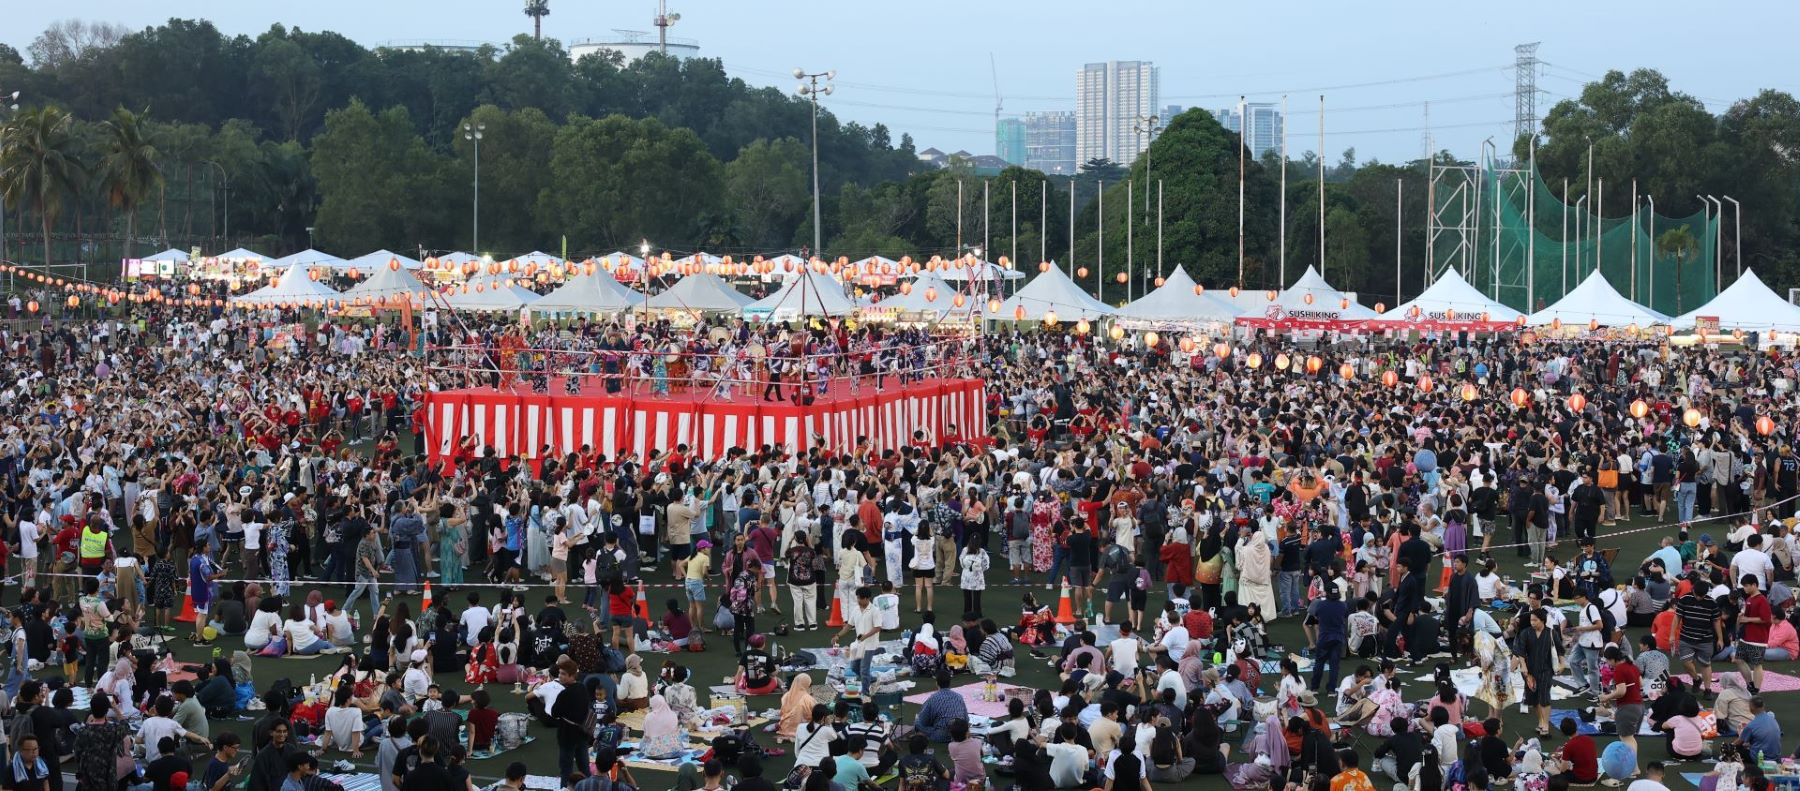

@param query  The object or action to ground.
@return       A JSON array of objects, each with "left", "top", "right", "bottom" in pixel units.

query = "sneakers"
[{"left": 333, "top": 760, "right": 355, "bottom": 772}]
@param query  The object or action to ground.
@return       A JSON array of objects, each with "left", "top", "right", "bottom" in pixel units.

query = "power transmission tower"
[{"left": 1514, "top": 42, "right": 1541, "bottom": 145}]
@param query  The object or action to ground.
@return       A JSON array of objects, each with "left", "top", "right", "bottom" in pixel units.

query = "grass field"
[{"left": 80, "top": 491, "right": 1787, "bottom": 790}]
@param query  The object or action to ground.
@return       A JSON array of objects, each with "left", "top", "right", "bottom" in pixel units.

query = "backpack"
[
  {"left": 1596, "top": 594, "right": 1618, "bottom": 635},
  {"left": 1135, "top": 568, "right": 1151, "bottom": 591},
  {"left": 728, "top": 574, "right": 754, "bottom": 613},
  {"left": 598, "top": 645, "right": 627, "bottom": 674}
]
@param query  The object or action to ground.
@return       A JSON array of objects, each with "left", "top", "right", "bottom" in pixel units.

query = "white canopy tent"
[
  {"left": 1115, "top": 267, "right": 1240, "bottom": 327},
  {"left": 1231, "top": 266, "right": 1378, "bottom": 329},
  {"left": 531, "top": 271, "right": 647, "bottom": 315},
  {"left": 644, "top": 273, "right": 754, "bottom": 313},
  {"left": 230, "top": 263, "right": 342, "bottom": 305},
  {"left": 342, "top": 265, "right": 432, "bottom": 303},
  {"left": 510, "top": 251, "right": 564, "bottom": 270},
  {"left": 268, "top": 249, "right": 347, "bottom": 270},
  {"left": 996, "top": 264, "right": 1115, "bottom": 321},
  {"left": 432, "top": 251, "right": 485, "bottom": 269},
  {"left": 341, "top": 249, "right": 424, "bottom": 273},
  {"left": 212, "top": 247, "right": 268, "bottom": 262},
  {"left": 1671, "top": 270, "right": 1800, "bottom": 333},
  {"left": 598, "top": 252, "right": 647, "bottom": 278},
  {"left": 745, "top": 268, "right": 858, "bottom": 318},
  {"left": 876, "top": 271, "right": 979, "bottom": 319},
  {"left": 1527, "top": 270, "right": 1670, "bottom": 327},
  {"left": 935, "top": 258, "right": 1026, "bottom": 282},
  {"left": 443, "top": 278, "right": 542, "bottom": 312},
  {"left": 141, "top": 248, "right": 189, "bottom": 263},
  {"left": 1379, "top": 269, "right": 1523, "bottom": 325}
]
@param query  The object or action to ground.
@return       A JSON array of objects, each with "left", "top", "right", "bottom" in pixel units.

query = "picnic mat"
[
  {"left": 322, "top": 774, "right": 383, "bottom": 791},
  {"left": 619, "top": 741, "right": 709, "bottom": 772},
  {"left": 1548, "top": 709, "right": 1602, "bottom": 736},
  {"left": 470, "top": 736, "right": 537, "bottom": 761},
  {"left": 1671, "top": 670, "right": 1800, "bottom": 692},
  {"left": 903, "top": 681, "right": 1034, "bottom": 719}
]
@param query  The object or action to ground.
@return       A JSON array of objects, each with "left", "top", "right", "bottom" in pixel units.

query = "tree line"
[{"left": 2, "top": 18, "right": 1798, "bottom": 304}]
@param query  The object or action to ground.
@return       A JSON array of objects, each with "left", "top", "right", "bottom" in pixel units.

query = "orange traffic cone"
[
  {"left": 1054, "top": 577, "right": 1076, "bottom": 625},
  {"left": 826, "top": 595, "right": 846, "bottom": 628},
  {"left": 421, "top": 581, "right": 433, "bottom": 611},
  {"left": 634, "top": 582, "right": 650, "bottom": 623},
  {"left": 1436, "top": 565, "right": 1453, "bottom": 594},
  {"left": 175, "top": 582, "right": 197, "bottom": 624}
]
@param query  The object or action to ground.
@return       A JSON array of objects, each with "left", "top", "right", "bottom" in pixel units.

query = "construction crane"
[{"left": 989, "top": 53, "right": 1002, "bottom": 129}]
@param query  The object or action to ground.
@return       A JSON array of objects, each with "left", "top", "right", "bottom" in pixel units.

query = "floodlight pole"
[
  {"left": 1722, "top": 195, "right": 1740, "bottom": 279},
  {"left": 795, "top": 68, "right": 835, "bottom": 255}
]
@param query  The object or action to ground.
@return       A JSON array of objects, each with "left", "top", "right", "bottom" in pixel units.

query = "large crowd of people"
[{"left": 0, "top": 293, "right": 1797, "bottom": 791}]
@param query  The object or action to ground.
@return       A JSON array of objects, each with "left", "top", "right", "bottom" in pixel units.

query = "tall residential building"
[
  {"left": 1075, "top": 61, "right": 1160, "bottom": 168},
  {"left": 995, "top": 118, "right": 1027, "bottom": 166},
  {"left": 1160, "top": 104, "right": 1185, "bottom": 127},
  {"left": 1214, "top": 102, "right": 1284, "bottom": 159},
  {"left": 1023, "top": 111, "right": 1076, "bottom": 175}
]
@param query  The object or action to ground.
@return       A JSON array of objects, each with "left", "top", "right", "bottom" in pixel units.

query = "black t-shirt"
[
  {"left": 1573, "top": 484, "right": 1605, "bottom": 519},
  {"left": 144, "top": 754, "right": 189, "bottom": 791},
  {"left": 399, "top": 762, "right": 453, "bottom": 791},
  {"left": 1066, "top": 531, "right": 1093, "bottom": 568},
  {"left": 896, "top": 753, "right": 946, "bottom": 790},
  {"left": 1528, "top": 493, "right": 1550, "bottom": 527},
  {"left": 741, "top": 650, "right": 775, "bottom": 688},
  {"left": 785, "top": 546, "right": 817, "bottom": 586}
]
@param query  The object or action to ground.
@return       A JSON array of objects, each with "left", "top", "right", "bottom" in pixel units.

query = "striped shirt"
[{"left": 1675, "top": 594, "right": 1721, "bottom": 644}]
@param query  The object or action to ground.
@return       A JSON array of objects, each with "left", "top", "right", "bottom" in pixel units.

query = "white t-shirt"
[
  {"left": 873, "top": 592, "right": 900, "bottom": 631},
  {"left": 138, "top": 716, "right": 188, "bottom": 761},
  {"left": 1109, "top": 636, "right": 1141, "bottom": 674},
  {"left": 1578, "top": 603, "right": 1605, "bottom": 648},
  {"left": 849, "top": 606, "right": 881, "bottom": 656},
  {"left": 285, "top": 619, "right": 322, "bottom": 652},
  {"left": 18, "top": 520, "right": 38, "bottom": 559},
  {"left": 1732, "top": 548, "right": 1773, "bottom": 589},
  {"left": 1475, "top": 572, "right": 1500, "bottom": 599},
  {"left": 245, "top": 610, "right": 283, "bottom": 649},
  {"left": 323, "top": 705, "right": 363, "bottom": 751},
  {"left": 324, "top": 612, "right": 354, "bottom": 645},
  {"left": 1158, "top": 626, "right": 1190, "bottom": 658},
  {"left": 461, "top": 606, "right": 493, "bottom": 647}
]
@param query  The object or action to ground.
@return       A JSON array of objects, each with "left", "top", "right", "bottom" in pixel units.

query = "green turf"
[{"left": 53, "top": 502, "right": 1778, "bottom": 788}]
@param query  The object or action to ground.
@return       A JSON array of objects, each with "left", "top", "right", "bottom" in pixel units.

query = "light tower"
[{"left": 1514, "top": 43, "right": 1541, "bottom": 145}]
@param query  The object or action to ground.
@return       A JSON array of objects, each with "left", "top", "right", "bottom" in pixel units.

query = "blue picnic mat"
[{"left": 1548, "top": 708, "right": 1600, "bottom": 736}]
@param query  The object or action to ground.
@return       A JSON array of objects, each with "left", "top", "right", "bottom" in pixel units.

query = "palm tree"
[
  {"left": 524, "top": 0, "right": 550, "bottom": 40},
  {"left": 1658, "top": 226, "right": 1698, "bottom": 313},
  {"left": 100, "top": 106, "right": 162, "bottom": 262},
  {"left": 0, "top": 106, "right": 85, "bottom": 268}
]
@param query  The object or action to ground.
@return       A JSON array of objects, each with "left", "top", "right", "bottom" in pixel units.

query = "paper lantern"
[
  {"left": 388, "top": 258, "right": 401, "bottom": 271},
  {"left": 1339, "top": 363, "right": 1354, "bottom": 380},
  {"left": 1075, "top": 319, "right": 1090, "bottom": 335},
  {"left": 1143, "top": 331, "right": 1159, "bottom": 348},
  {"left": 1757, "top": 415, "right": 1776, "bottom": 436},
  {"left": 1381, "top": 370, "right": 1398, "bottom": 388},
  {"left": 1229, "top": 286, "right": 1240, "bottom": 298},
  {"left": 1267, "top": 290, "right": 1279, "bottom": 301},
  {"left": 1114, "top": 272, "right": 1127, "bottom": 284},
  {"left": 1303, "top": 293, "right": 1315, "bottom": 305},
  {"left": 1682, "top": 408, "right": 1703, "bottom": 428},
  {"left": 1179, "top": 337, "right": 1196, "bottom": 354},
  {"left": 952, "top": 293, "right": 966, "bottom": 308},
  {"left": 1567, "top": 393, "right": 1587, "bottom": 412},
  {"left": 1109, "top": 325, "right": 1125, "bottom": 340},
  {"left": 1043, "top": 310, "right": 1059, "bottom": 326},
  {"left": 1193, "top": 285, "right": 1205, "bottom": 296},
  {"left": 1340, "top": 298, "right": 1349, "bottom": 310},
  {"left": 1039, "top": 261, "right": 1050, "bottom": 273},
  {"left": 1417, "top": 375, "right": 1434, "bottom": 394},
  {"left": 1246, "top": 352, "right": 1263, "bottom": 369},
  {"left": 1630, "top": 399, "right": 1649, "bottom": 419},
  {"left": 1374, "top": 302, "right": 1386, "bottom": 314},
  {"left": 1154, "top": 277, "right": 1166, "bottom": 288},
  {"left": 988, "top": 298, "right": 1002, "bottom": 313},
  {"left": 1077, "top": 267, "right": 1089, "bottom": 279},
  {"left": 1511, "top": 388, "right": 1530, "bottom": 407},
  {"left": 1445, "top": 309, "right": 1457, "bottom": 320},
  {"left": 1409, "top": 305, "right": 1423, "bottom": 319},
  {"left": 1551, "top": 318, "right": 1562, "bottom": 330},
  {"left": 1274, "top": 353, "right": 1290, "bottom": 371},
  {"left": 1014, "top": 305, "right": 1026, "bottom": 321},
  {"left": 1214, "top": 342, "right": 1231, "bottom": 359},
  {"left": 1588, "top": 318, "right": 1599, "bottom": 331},
  {"left": 899, "top": 282, "right": 913, "bottom": 296},
  {"left": 1305, "top": 355, "right": 1322, "bottom": 374},
  {"left": 1515, "top": 315, "right": 1528, "bottom": 327},
  {"left": 1460, "top": 383, "right": 1478, "bottom": 402},
  {"left": 65, "top": 296, "right": 78, "bottom": 308},
  {"left": 924, "top": 287, "right": 938, "bottom": 303},
  {"left": 187, "top": 284, "right": 201, "bottom": 296},
  {"left": 25, "top": 301, "right": 36, "bottom": 313}
]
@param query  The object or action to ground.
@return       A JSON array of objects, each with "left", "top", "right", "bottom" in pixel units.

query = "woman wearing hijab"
[
  {"left": 637, "top": 695, "right": 687, "bottom": 759},
  {"left": 1223, "top": 714, "right": 1289, "bottom": 790},
  {"left": 909, "top": 622, "right": 942, "bottom": 676},
  {"left": 97, "top": 657, "right": 134, "bottom": 712},
  {"left": 617, "top": 655, "right": 650, "bottom": 711},
  {"left": 777, "top": 674, "right": 816, "bottom": 741},
  {"left": 1178, "top": 640, "right": 1208, "bottom": 690}
]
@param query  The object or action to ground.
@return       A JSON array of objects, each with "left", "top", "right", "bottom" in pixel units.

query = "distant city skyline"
[
  {"left": 1076, "top": 61, "right": 1159, "bottom": 167},
  {"left": 3, "top": 1, "right": 1791, "bottom": 165},
  {"left": 1215, "top": 102, "right": 1285, "bottom": 160}
]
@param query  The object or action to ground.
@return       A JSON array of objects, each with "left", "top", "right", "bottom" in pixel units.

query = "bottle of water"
[{"left": 902, "top": 628, "right": 913, "bottom": 646}]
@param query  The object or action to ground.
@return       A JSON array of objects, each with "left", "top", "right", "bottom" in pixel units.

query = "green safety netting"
[{"left": 1431, "top": 164, "right": 1719, "bottom": 317}]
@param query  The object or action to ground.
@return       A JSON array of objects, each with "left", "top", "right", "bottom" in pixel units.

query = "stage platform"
[{"left": 422, "top": 377, "right": 987, "bottom": 468}]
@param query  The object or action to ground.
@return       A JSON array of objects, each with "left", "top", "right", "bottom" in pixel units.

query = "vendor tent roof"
[
  {"left": 1381, "top": 269, "right": 1522, "bottom": 324},
  {"left": 443, "top": 278, "right": 541, "bottom": 312},
  {"left": 342, "top": 265, "right": 432, "bottom": 302},
  {"left": 1526, "top": 269, "right": 1670, "bottom": 327},
  {"left": 745, "top": 268, "right": 858, "bottom": 318},
  {"left": 268, "top": 249, "right": 346, "bottom": 270},
  {"left": 1115, "top": 267, "right": 1240, "bottom": 325},
  {"left": 140, "top": 248, "right": 189, "bottom": 262},
  {"left": 597, "top": 251, "right": 646, "bottom": 273},
  {"left": 341, "top": 249, "right": 424, "bottom": 273},
  {"left": 1670, "top": 270, "right": 1800, "bottom": 332},
  {"left": 510, "top": 251, "right": 563, "bottom": 269},
  {"left": 230, "top": 263, "right": 341, "bottom": 305},
  {"left": 877, "top": 272, "right": 978, "bottom": 318},
  {"left": 432, "top": 251, "right": 485, "bottom": 269},
  {"left": 531, "top": 271, "right": 647, "bottom": 314},
  {"left": 644, "top": 273, "right": 754, "bottom": 312},
  {"left": 211, "top": 247, "right": 268, "bottom": 261},
  {"left": 996, "top": 264, "right": 1115, "bottom": 321},
  {"left": 936, "top": 258, "right": 1025, "bottom": 281},
  {"left": 1228, "top": 266, "right": 1377, "bottom": 327}
]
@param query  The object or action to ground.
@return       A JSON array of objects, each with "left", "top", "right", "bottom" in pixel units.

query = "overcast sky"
[{"left": 6, "top": 0, "right": 1796, "bottom": 164}]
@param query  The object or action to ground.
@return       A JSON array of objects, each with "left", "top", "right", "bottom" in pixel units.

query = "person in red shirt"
[
  {"left": 1558, "top": 718, "right": 1598, "bottom": 783},
  {"left": 1601, "top": 646, "right": 1644, "bottom": 754},
  {"left": 1737, "top": 575, "right": 1774, "bottom": 692},
  {"left": 1182, "top": 607, "right": 1213, "bottom": 641}
]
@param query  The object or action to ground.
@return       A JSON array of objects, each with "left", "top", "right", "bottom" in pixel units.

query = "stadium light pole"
[
  {"left": 462, "top": 122, "right": 485, "bottom": 252},
  {"left": 795, "top": 67, "right": 835, "bottom": 256},
  {"left": 1571, "top": 195, "right": 1586, "bottom": 293},
  {"left": 1645, "top": 194, "right": 1655, "bottom": 310},
  {"left": 1721, "top": 195, "right": 1741, "bottom": 279}
]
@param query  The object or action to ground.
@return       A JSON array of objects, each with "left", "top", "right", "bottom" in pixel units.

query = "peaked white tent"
[
  {"left": 1374, "top": 269, "right": 1523, "bottom": 329},
  {"left": 431, "top": 251, "right": 485, "bottom": 269},
  {"left": 213, "top": 247, "right": 268, "bottom": 262},
  {"left": 745, "top": 268, "right": 858, "bottom": 318},
  {"left": 510, "top": 251, "right": 564, "bottom": 270},
  {"left": 936, "top": 258, "right": 1025, "bottom": 282},
  {"left": 443, "top": 278, "right": 542, "bottom": 312},
  {"left": 531, "top": 271, "right": 647, "bottom": 315},
  {"left": 342, "top": 265, "right": 432, "bottom": 303},
  {"left": 1671, "top": 270, "right": 1800, "bottom": 333},
  {"left": 996, "top": 264, "right": 1115, "bottom": 321},
  {"left": 644, "top": 273, "right": 753, "bottom": 313},
  {"left": 1234, "top": 266, "right": 1378, "bottom": 328},
  {"left": 141, "top": 248, "right": 189, "bottom": 262},
  {"left": 1115, "top": 267, "right": 1240, "bottom": 327},
  {"left": 876, "top": 271, "right": 978, "bottom": 319},
  {"left": 230, "top": 263, "right": 342, "bottom": 306},
  {"left": 341, "top": 249, "right": 423, "bottom": 273},
  {"left": 1527, "top": 270, "right": 1669, "bottom": 327},
  {"left": 269, "top": 249, "right": 347, "bottom": 270}
]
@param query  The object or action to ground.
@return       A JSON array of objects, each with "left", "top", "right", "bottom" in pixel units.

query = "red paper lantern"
[
  {"left": 1757, "top": 415, "right": 1777, "bottom": 436},
  {"left": 1246, "top": 352, "right": 1263, "bottom": 370},
  {"left": 1460, "top": 383, "right": 1478, "bottom": 402},
  {"left": 1511, "top": 388, "right": 1530, "bottom": 407},
  {"left": 1683, "top": 409, "right": 1703, "bottom": 428},
  {"left": 1417, "top": 375, "right": 1434, "bottom": 394},
  {"left": 1304, "top": 355, "right": 1322, "bottom": 374},
  {"left": 1381, "top": 370, "right": 1398, "bottom": 388},
  {"left": 1567, "top": 393, "right": 1587, "bottom": 412},
  {"left": 1338, "top": 363, "right": 1355, "bottom": 380},
  {"left": 1630, "top": 400, "right": 1649, "bottom": 419}
]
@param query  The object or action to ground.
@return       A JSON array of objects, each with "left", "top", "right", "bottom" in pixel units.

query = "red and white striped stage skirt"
[{"left": 422, "top": 377, "right": 987, "bottom": 470}]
